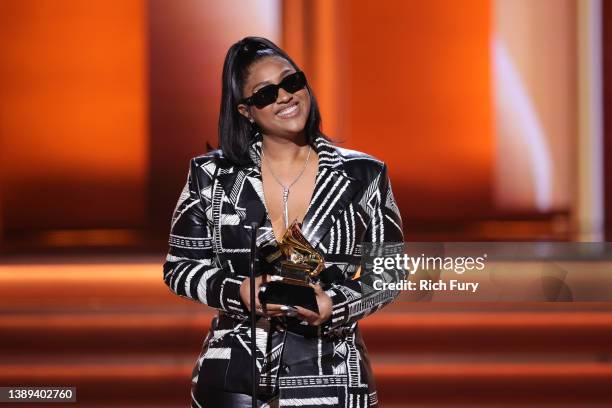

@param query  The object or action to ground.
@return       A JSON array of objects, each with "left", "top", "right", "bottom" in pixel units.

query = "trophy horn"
[{"left": 277, "top": 219, "right": 325, "bottom": 281}]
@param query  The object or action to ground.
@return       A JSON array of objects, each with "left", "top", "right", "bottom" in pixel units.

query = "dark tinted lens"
[
  {"left": 251, "top": 84, "right": 278, "bottom": 108},
  {"left": 280, "top": 71, "right": 306, "bottom": 93}
]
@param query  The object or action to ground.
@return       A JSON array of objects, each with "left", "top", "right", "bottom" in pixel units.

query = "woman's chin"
[{"left": 275, "top": 117, "right": 308, "bottom": 135}]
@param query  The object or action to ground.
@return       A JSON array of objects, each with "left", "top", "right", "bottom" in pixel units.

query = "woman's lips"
[{"left": 276, "top": 102, "right": 299, "bottom": 119}]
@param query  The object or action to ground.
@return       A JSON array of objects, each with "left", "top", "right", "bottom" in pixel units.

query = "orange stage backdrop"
[
  {"left": 0, "top": 0, "right": 568, "bottom": 248},
  {"left": 284, "top": 0, "right": 493, "bottom": 227},
  {"left": 0, "top": 0, "right": 149, "bottom": 232}
]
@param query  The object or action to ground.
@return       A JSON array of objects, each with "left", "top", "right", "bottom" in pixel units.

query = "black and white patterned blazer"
[{"left": 163, "top": 134, "right": 404, "bottom": 407}]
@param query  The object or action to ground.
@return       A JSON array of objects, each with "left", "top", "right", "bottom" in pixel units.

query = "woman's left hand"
[{"left": 293, "top": 283, "right": 332, "bottom": 326}]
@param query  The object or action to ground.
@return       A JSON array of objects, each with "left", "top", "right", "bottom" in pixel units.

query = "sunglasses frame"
[{"left": 240, "top": 70, "right": 307, "bottom": 109}]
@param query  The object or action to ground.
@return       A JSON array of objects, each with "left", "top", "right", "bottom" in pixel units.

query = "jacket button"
[{"left": 282, "top": 364, "right": 291, "bottom": 373}]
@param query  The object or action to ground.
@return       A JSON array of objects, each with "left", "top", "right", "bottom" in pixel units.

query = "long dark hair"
[{"left": 218, "top": 36, "right": 326, "bottom": 166}]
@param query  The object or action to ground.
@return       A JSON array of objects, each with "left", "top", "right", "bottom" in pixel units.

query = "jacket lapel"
[
  {"left": 216, "top": 134, "right": 363, "bottom": 252},
  {"left": 300, "top": 137, "right": 363, "bottom": 248}
]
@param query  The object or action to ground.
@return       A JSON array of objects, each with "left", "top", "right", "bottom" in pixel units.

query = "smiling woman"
[
  {"left": 162, "top": 36, "right": 404, "bottom": 408},
  {"left": 236, "top": 56, "right": 317, "bottom": 237}
]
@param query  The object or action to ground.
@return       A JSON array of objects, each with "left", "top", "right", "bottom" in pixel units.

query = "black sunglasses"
[{"left": 241, "top": 71, "right": 307, "bottom": 109}]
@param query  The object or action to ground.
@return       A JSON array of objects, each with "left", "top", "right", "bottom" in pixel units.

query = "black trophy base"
[{"left": 258, "top": 281, "right": 319, "bottom": 314}]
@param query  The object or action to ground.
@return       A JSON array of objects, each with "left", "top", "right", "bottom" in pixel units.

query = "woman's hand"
[
  {"left": 293, "top": 283, "right": 332, "bottom": 326},
  {"left": 240, "top": 277, "right": 332, "bottom": 324},
  {"left": 239, "top": 276, "right": 285, "bottom": 318}
]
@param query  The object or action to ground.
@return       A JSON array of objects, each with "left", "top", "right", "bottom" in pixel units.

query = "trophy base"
[
  {"left": 258, "top": 281, "right": 319, "bottom": 314},
  {"left": 278, "top": 260, "right": 312, "bottom": 285}
]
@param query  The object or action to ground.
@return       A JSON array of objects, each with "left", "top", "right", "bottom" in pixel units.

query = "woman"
[{"left": 163, "top": 36, "right": 404, "bottom": 408}]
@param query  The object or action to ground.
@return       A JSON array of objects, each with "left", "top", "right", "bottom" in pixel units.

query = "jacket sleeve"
[
  {"left": 321, "top": 163, "right": 405, "bottom": 336},
  {"left": 162, "top": 158, "right": 249, "bottom": 317}
]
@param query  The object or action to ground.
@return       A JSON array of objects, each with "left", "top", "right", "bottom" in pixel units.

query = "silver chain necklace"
[{"left": 261, "top": 144, "right": 312, "bottom": 229}]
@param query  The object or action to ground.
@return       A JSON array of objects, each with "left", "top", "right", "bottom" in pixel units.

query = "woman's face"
[{"left": 238, "top": 56, "right": 311, "bottom": 139}]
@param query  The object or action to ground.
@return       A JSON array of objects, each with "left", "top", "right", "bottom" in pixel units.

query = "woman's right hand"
[{"left": 239, "top": 276, "right": 286, "bottom": 318}]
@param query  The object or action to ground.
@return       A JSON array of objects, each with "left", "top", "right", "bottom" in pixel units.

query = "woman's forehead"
[{"left": 246, "top": 56, "right": 294, "bottom": 89}]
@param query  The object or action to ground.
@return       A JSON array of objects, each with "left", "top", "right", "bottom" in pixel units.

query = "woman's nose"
[{"left": 276, "top": 87, "right": 293, "bottom": 103}]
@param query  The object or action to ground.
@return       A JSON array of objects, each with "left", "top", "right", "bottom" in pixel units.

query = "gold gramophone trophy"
[{"left": 259, "top": 219, "right": 324, "bottom": 313}]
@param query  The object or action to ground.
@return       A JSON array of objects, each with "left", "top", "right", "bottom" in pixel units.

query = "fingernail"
[{"left": 280, "top": 305, "right": 289, "bottom": 311}]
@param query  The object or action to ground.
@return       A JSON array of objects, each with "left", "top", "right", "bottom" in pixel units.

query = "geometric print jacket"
[{"left": 163, "top": 133, "right": 404, "bottom": 407}]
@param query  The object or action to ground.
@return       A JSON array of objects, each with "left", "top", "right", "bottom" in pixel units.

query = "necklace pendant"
[{"left": 282, "top": 188, "right": 289, "bottom": 229}]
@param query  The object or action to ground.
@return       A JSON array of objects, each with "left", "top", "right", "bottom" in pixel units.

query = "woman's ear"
[{"left": 237, "top": 104, "right": 254, "bottom": 123}]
